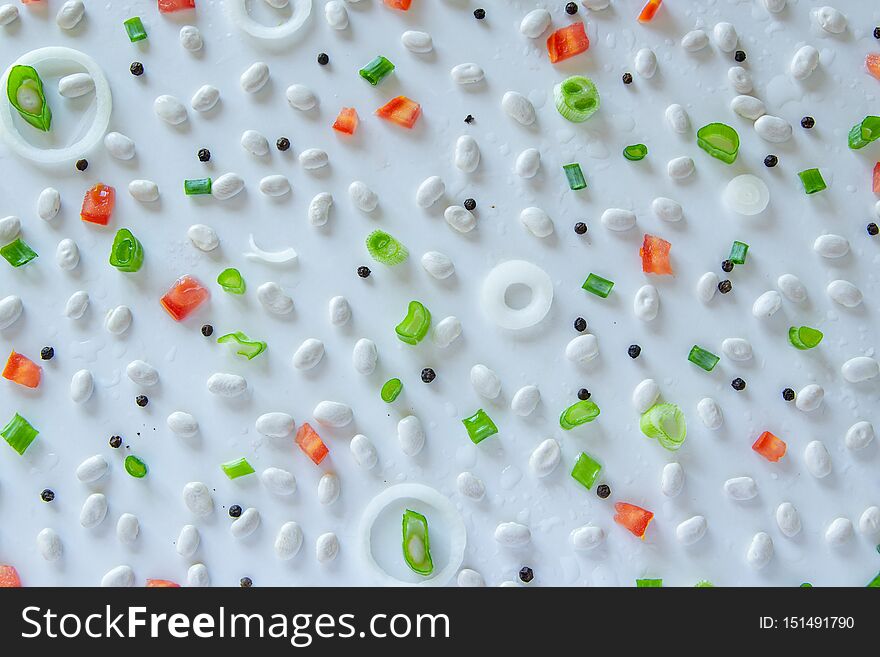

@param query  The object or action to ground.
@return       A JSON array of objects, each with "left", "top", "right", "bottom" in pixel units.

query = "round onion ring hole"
[
  {"left": 226, "top": 0, "right": 312, "bottom": 42},
  {"left": 481, "top": 260, "right": 554, "bottom": 330}
]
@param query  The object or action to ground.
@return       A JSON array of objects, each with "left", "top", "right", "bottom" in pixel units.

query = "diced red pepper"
[
  {"left": 752, "top": 431, "right": 786, "bottom": 462},
  {"left": 638, "top": 0, "right": 663, "bottom": 23},
  {"left": 296, "top": 422, "right": 329, "bottom": 465},
  {"left": 614, "top": 502, "right": 654, "bottom": 539},
  {"left": 80, "top": 183, "right": 115, "bottom": 226},
  {"left": 873, "top": 162, "right": 879, "bottom": 194},
  {"left": 383, "top": 0, "right": 412, "bottom": 9},
  {"left": 333, "top": 107, "right": 359, "bottom": 135},
  {"left": 160, "top": 275, "right": 209, "bottom": 321},
  {"left": 2, "top": 351, "right": 41, "bottom": 388},
  {"left": 146, "top": 579, "right": 180, "bottom": 587},
  {"left": 376, "top": 96, "right": 421, "bottom": 129},
  {"left": 867, "top": 54, "right": 880, "bottom": 82},
  {"left": 158, "top": 0, "right": 195, "bottom": 12},
  {"left": 546, "top": 23, "right": 590, "bottom": 64},
  {"left": 0, "top": 565, "right": 21, "bottom": 588},
  {"left": 640, "top": 234, "right": 673, "bottom": 275}
]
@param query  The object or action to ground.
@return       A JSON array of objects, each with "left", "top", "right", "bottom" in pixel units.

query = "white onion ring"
[
  {"left": 359, "top": 484, "right": 466, "bottom": 587},
  {"left": 244, "top": 234, "right": 297, "bottom": 263},
  {"left": 0, "top": 47, "right": 112, "bottom": 165},
  {"left": 225, "top": 0, "right": 312, "bottom": 41},
  {"left": 481, "top": 260, "right": 554, "bottom": 330},
  {"left": 723, "top": 174, "right": 769, "bottom": 216}
]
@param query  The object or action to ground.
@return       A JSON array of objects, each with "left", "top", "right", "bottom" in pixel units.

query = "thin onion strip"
[
  {"left": 225, "top": 0, "right": 312, "bottom": 41},
  {"left": 244, "top": 234, "right": 297, "bottom": 263}
]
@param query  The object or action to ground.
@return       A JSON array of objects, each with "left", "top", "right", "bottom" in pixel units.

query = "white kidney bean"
[
  {"left": 511, "top": 385, "right": 540, "bottom": 416},
  {"left": 104, "top": 305, "right": 132, "bottom": 334},
  {"left": 681, "top": 29, "right": 708, "bottom": 52},
  {"left": 501, "top": 91, "right": 536, "bottom": 125},
  {"left": 777, "top": 273, "right": 806, "bottom": 302},
  {"left": 796, "top": 384, "right": 824, "bottom": 412},
  {"left": 76, "top": 455, "right": 108, "bottom": 483},
  {"left": 454, "top": 135, "right": 480, "bottom": 172},
  {"left": 813, "top": 234, "right": 849, "bottom": 258},
  {"left": 842, "top": 356, "right": 879, "bottom": 382},
  {"left": 515, "top": 148, "right": 541, "bottom": 178},
  {"left": 667, "top": 156, "right": 695, "bottom": 179},
  {"left": 299, "top": 148, "right": 329, "bottom": 170},
  {"left": 566, "top": 335, "right": 599, "bottom": 364},
  {"left": 804, "top": 440, "right": 832, "bottom": 478},
  {"left": 826, "top": 279, "right": 862, "bottom": 307},
  {"left": 128, "top": 179, "right": 159, "bottom": 202},
  {"left": 697, "top": 397, "right": 723, "bottom": 430},
  {"left": 398, "top": 415, "right": 425, "bottom": 456},
  {"left": 529, "top": 439, "right": 560, "bottom": 478},
  {"left": 451, "top": 63, "right": 484, "bottom": 85},
  {"left": 520, "top": 9, "right": 550, "bottom": 38},
  {"left": 652, "top": 197, "right": 682, "bottom": 222},
  {"left": 37, "top": 528, "right": 62, "bottom": 561},
  {"left": 286, "top": 84, "right": 318, "bottom": 110},
  {"left": 206, "top": 373, "right": 247, "bottom": 398},
  {"left": 261, "top": 467, "right": 297, "bottom": 495},
  {"left": 182, "top": 482, "right": 213, "bottom": 516},
  {"left": 747, "top": 532, "right": 773, "bottom": 569},
  {"left": 55, "top": 238, "right": 79, "bottom": 271},
  {"left": 349, "top": 181, "right": 378, "bottom": 212},
  {"left": 0, "top": 216, "right": 18, "bottom": 243},
  {"left": 190, "top": 84, "right": 219, "bottom": 112},
  {"left": 728, "top": 66, "right": 752, "bottom": 94},
  {"left": 633, "top": 285, "right": 659, "bottom": 321},
  {"left": 80, "top": 493, "right": 108, "bottom": 528},
  {"left": 713, "top": 22, "right": 738, "bottom": 51},
  {"left": 790, "top": 45, "right": 819, "bottom": 80},
  {"left": 328, "top": 295, "right": 351, "bottom": 325},
  {"left": 0, "top": 295, "right": 21, "bottom": 330},
  {"left": 309, "top": 192, "right": 333, "bottom": 226},
  {"left": 661, "top": 462, "right": 684, "bottom": 497},
  {"left": 187, "top": 564, "right": 210, "bottom": 587},
  {"left": 721, "top": 337, "right": 753, "bottom": 361},
  {"left": 730, "top": 95, "right": 766, "bottom": 120},
  {"left": 154, "top": 95, "right": 187, "bottom": 125},
  {"left": 570, "top": 525, "right": 605, "bottom": 550},
  {"left": 634, "top": 48, "right": 657, "bottom": 78},
  {"left": 520, "top": 206, "right": 554, "bottom": 237},
  {"left": 350, "top": 434, "right": 377, "bottom": 469},
  {"left": 275, "top": 522, "right": 304, "bottom": 560},
  {"left": 126, "top": 360, "right": 158, "bottom": 387},
  {"left": 230, "top": 508, "right": 260, "bottom": 539},
  {"left": 416, "top": 176, "right": 445, "bottom": 208},
  {"left": 241, "top": 129, "right": 269, "bottom": 156},
  {"left": 324, "top": 0, "right": 348, "bottom": 29},
  {"left": 59, "top": 72, "right": 93, "bottom": 98},
  {"left": 65, "top": 291, "right": 89, "bottom": 320},
  {"left": 600, "top": 208, "right": 636, "bottom": 231},
  {"left": 101, "top": 565, "right": 134, "bottom": 588},
  {"left": 69, "top": 369, "right": 94, "bottom": 403},
  {"left": 814, "top": 6, "right": 846, "bottom": 33},
  {"left": 56, "top": 0, "right": 84, "bottom": 29},
  {"left": 177, "top": 525, "right": 200, "bottom": 557},
  {"left": 259, "top": 175, "right": 290, "bottom": 197},
  {"left": 495, "top": 522, "right": 530, "bottom": 547},
  {"left": 859, "top": 507, "right": 880, "bottom": 538},
  {"left": 421, "top": 251, "right": 454, "bottom": 279},
  {"left": 255, "top": 413, "right": 295, "bottom": 438},
  {"left": 754, "top": 115, "right": 792, "bottom": 142},
  {"left": 432, "top": 316, "right": 462, "bottom": 348},
  {"left": 316, "top": 533, "right": 339, "bottom": 563},
  {"left": 167, "top": 411, "right": 198, "bottom": 437},
  {"left": 116, "top": 513, "right": 139, "bottom": 545},
  {"left": 582, "top": 0, "right": 610, "bottom": 7},
  {"left": 292, "top": 338, "right": 325, "bottom": 370},
  {"left": 257, "top": 282, "right": 294, "bottom": 315},
  {"left": 457, "top": 569, "right": 485, "bottom": 587},
  {"left": 37, "top": 187, "right": 61, "bottom": 221},
  {"left": 845, "top": 421, "right": 874, "bottom": 450},
  {"left": 676, "top": 515, "right": 707, "bottom": 545},
  {"left": 456, "top": 471, "right": 485, "bottom": 500},
  {"left": 724, "top": 476, "right": 757, "bottom": 500},
  {"left": 401, "top": 30, "right": 433, "bottom": 53},
  {"left": 104, "top": 132, "right": 135, "bottom": 160},
  {"left": 470, "top": 364, "right": 501, "bottom": 398},
  {"left": 696, "top": 272, "right": 719, "bottom": 303},
  {"left": 314, "top": 401, "right": 353, "bottom": 427},
  {"left": 825, "top": 517, "right": 853, "bottom": 546},
  {"left": 444, "top": 205, "right": 476, "bottom": 232},
  {"left": 240, "top": 62, "right": 269, "bottom": 93},
  {"left": 0, "top": 4, "right": 18, "bottom": 26},
  {"left": 776, "top": 502, "right": 801, "bottom": 537},
  {"left": 751, "top": 290, "right": 782, "bottom": 318},
  {"left": 179, "top": 25, "right": 202, "bottom": 51},
  {"left": 352, "top": 338, "right": 378, "bottom": 375},
  {"left": 665, "top": 104, "right": 690, "bottom": 133},
  {"left": 187, "top": 224, "right": 219, "bottom": 251},
  {"left": 632, "top": 378, "right": 660, "bottom": 413},
  {"left": 211, "top": 173, "right": 245, "bottom": 200},
  {"left": 317, "top": 473, "right": 340, "bottom": 505}
]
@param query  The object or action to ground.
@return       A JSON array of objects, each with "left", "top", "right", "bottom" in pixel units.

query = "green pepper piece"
[
  {"left": 582, "top": 273, "right": 614, "bottom": 298},
  {"left": 788, "top": 326, "right": 823, "bottom": 350},
  {"left": 359, "top": 56, "right": 395, "bottom": 86},
  {"left": 636, "top": 578, "right": 663, "bottom": 588},
  {"left": 124, "top": 455, "right": 148, "bottom": 478},
  {"left": 553, "top": 75, "right": 599, "bottom": 123},
  {"left": 380, "top": 378, "right": 403, "bottom": 403},
  {"left": 623, "top": 144, "right": 648, "bottom": 161},
  {"left": 395, "top": 300, "right": 431, "bottom": 345},
  {"left": 6, "top": 65, "right": 51, "bottom": 132},
  {"left": 868, "top": 571, "right": 880, "bottom": 588},
  {"left": 798, "top": 168, "right": 826, "bottom": 194},
  {"left": 640, "top": 403, "right": 687, "bottom": 451},
  {"left": 402, "top": 509, "right": 434, "bottom": 576},
  {"left": 559, "top": 399, "right": 600, "bottom": 429},
  {"left": 221, "top": 457, "right": 255, "bottom": 479},
  {"left": 1, "top": 412, "right": 39, "bottom": 455},
  {"left": 184, "top": 178, "right": 212, "bottom": 195},
  {"left": 696, "top": 122, "right": 740, "bottom": 164},
  {"left": 217, "top": 268, "right": 246, "bottom": 295},
  {"left": 571, "top": 452, "right": 602, "bottom": 489},
  {"left": 462, "top": 409, "right": 498, "bottom": 444},
  {"left": 562, "top": 163, "right": 587, "bottom": 190},
  {"left": 848, "top": 116, "right": 880, "bottom": 150},
  {"left": 109, "top": 228, "right": 144, "bottom": 272},
  {"left": 688, "top": 345, "right": 719, "bottom": 372},
  {"left": 0, "top": 238, "right": 38, "bottom": 268},
  {"left": 124, "top": 17, "right": 148, "bottom": 42},
  {"left": 366, "top": 230, "right": 408, "bottom": 265},
  {"left": 217, "top": 331, "right": 267, "bottom": 360}
]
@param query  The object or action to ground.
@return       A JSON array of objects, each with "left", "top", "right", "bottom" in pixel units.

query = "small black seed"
[
  {"left": 130, "top": 61, "right": 144, "bottom": 76},
  {"left": 574, "top": 221, "right": 588, "bottom": 235},
  {"left": 75, "top": 158, "right": 88, "bottom": 171},
  {"left": 577, "top": 388, "right": 591, "bottom": 401},
  {"left": 875, "top": 27, "right": 880, "bottom": 39},
  {"left": 109, "top": 435, "right": 123, "bottom": 448},
  {"left": 240, "top": 577, "right": 253, "bottom": 588},
  {"left": 464, "top": 114, "right": 475, "bottom": 124},
  {"left": 317, "top": 52, "right": 329, "bottom": 66},
  {"left": 622, "top": 72, "right": 633, "bottom": 85},
  {"left": 40, "top": 346, "right": 55, "bottom": 360},
  {"left": 518, "top": 567, "right": 534, "bottom": 583},
  {"left": 734, "top": 50, "right": 746, "bottom": 62},
  {"left": 628, "top": 344, "right": 641, "bottom": 359},
  {"left": 421, "top": 367, "right": 436, "bottom": 383},
  {"left": 463, "top": 198, "right": 477, "bottom": 211},
  {"left": 276, "top": 137, "right": 290, "bottom": 152},
  {"left": 201, "top": 324, "right": 214, "bottom": 337},
  {"left": 782, "top": 388, "right": 796, "bottom": 402},
  {"left": 731, "top": 377, "right": 746, "bottom": 391},
  {"left": 357, "top": 266, "right": 371, "bottom": 278},
  {"left": 135, "top": 395, "right": 149, "bottom": 407},
  {"left": 565, "top": 2, "right": 578, "bottom": 14},
  {"left": 197, "top": 148, "right": 211, "bottom": 162},
  {"left": 40, "top": 489, "right": 55, "bottom": 502},
  {"left": 574, "top": 317, "right": 587, "bottom": 332},
  {"left": 596, "top": 484, "right": 611, "bottom": 499},
  {"left": 764, "top": 154, "right": 778, "bottom": 167},
  {"left": 800, "top": 116, "right": 815, "bottom": 129},
  {"left": 867, "top": 222, "right": 879, "bottom": 236},
  {"left": 229, "top": 505, "right": 242, "bottom": 518},
  {"left": 718, "top": 280, "right": 732, "bottom": 294},
  {"left": 721, "top": 259, "right": 734, "bottom": 273},
  {"left": 473, "top": 8, "right": 486, "bottom": 19}
]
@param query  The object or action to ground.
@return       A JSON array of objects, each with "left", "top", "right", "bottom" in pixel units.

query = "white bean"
[
  {"left": 259, "top": 175, "right": 290, "bottom": 197},
  {"left": 316, "top": 533, "right": 339, "bottom": 563},
  {"left": 261, "top": 467, "right": 297, "bottom": 495},
  {"left": 179, "top": 25, "right": 203, "bottom": 51},
  {"left": 454, "top": 135, "right": 480, "bottom": 172},
  {"left": 255, "top": 413, "right": 295, "bottom": 438},
  {"left": 515, "top": 148, "right": 541, "bottom": 178},
  {"left": 633, "top": 285, "right": 659, "bottom": 321},
  {"left": 309, "top": 192, "right": 333, "bottom": 226},
  {"left": 570, "top": 525, "right": 605, "bottom": 550},
  {"left": 211, "top": 173, "right": 245, "bottom": 200},
  {"left": 776, "top": 502, "right": 801, "bottom": 537},
  {"left": 187, "top": 564, "right": 210, "bottom": 587},
  {"left": 324, "top": 0, "right": 348, "bottom": 29},
  {"left": 724, "top": 476, "right": 757, "bottom": 500},
  {"left": 667, "top": 156, "right": 695, "bottom": 180},
  {"left": 501, "top": 91, "right": 536, "bottom": 125},
  {"left": 519, "top": 9, "right": 550, "bottom": 38},
  {"left": 697, "top": 397, "right": 723, "bottom": 429},
  {"left": 777, "top": 274, "right": 806, "bottom": 302},
  {"left": 116, "top": 513, "right": 139, "bottom": 545},
  {"left": 352, "top": 338, "right": 378, "bottom": 375},
  {"left": 754, "top": 115, "right": 792, "bottom": 142},
  {"left": 128, "top": 179, "right": 159, "bottom": 202},
  {"left": 398, "top": 415, "right": 425, "bottom": 456},
  {"left": 167, "top": 411, "right": 198, "bottom": 437},
  {"left": 600, "top": 208, "right": 636, "bottom": 231},
  {"left": 0, "top": 215, "right": 19, "bottom": 242},
  {"left": 519, "top": 206, "right": 554, "bottom": 237},
  {"left": 182, "top": 482, "right": 213, "bottom": 516},
  {"left": 825, "top": 517, "right": 853, "bottom": 546},
  {"left": 177, "top": 525, "right": 200, "bottom": 557},
  {"left": 566, "top": 334, "right": 599, "bottom": 363},
  {"left": 661, "top": 462, "right": 684, "bottom": 497},
  {"left": 421, "top": 251, "right": 454, "bottom": 279},
  {"left": 286, "top": 84, "right": 318, "bottom": 110},
  {"left": 456, "top": 471, "right": 485, "bottom": 500},
  {"left": 450, "top": 63, "right": 484, "bottom": 85},
  {"left": 101, "top": 565, "right": 134, "bottom": 588},
  {"left": 126, "top": 360, "right": 158, "bottom": 387},
  {"left": 70, "top": 369, "right": 94, "bottom": 403},
  {"left": 317, "top": 473, "right": 340, "bottom": 505},
  {"left": 104, "top": 305, "right": 132, "bottom": 335},
  {"left": 432, "top": 316, "right": 462, "bottom": 348},
  {"left": 722, "top": 337, "right": 753, "bottom": 361},
  {"left": 37, "top": 528, "right": 62, "bottom": 561},
  {"left": 154, "top": 95, "right": 187, "bottom": 125},
  {"left": 763, "top": 0, "right": 786, "bottom": 12},
  {"left": 632, "top": 378, "right": 660, "bottom": 413},
  {"left": 275, "top": 522, "right": 304, "bottom": 560},
  {"left": 470, "top": 364, "right": 502, "bottom": 398},
  {"left": 241, "top": 130, "right": 269, "bottom": 156},
  {"left": 826, "top": 279, "right": 862, "bottom": 307},
  {"left": 187, "top": 224, "right": 219, "bottom": 251},
  {"left": 230, "top": 508, "right": 260, "bottom": 538},
  {"left": 416, "top": 176, "right": 445, "bottom": 208},
  {"left": 728, "top": 66, "right": 753, "bottom": 94},
  {"left": 55, "top": 238, "right": 79, "bottom": 271},
  {"left": 0, "top": 295, "right": 22, "bottom": 329},
  {"left": 790, "top": 45, "right": 819, "bottom": 80},
  {"left": 444, "top": 205, "right": 476, "bottom": 233},
  {"left": 814, "top": 6, "right": 846, "bottom": 33},
  {"left": 328, "top": 295, "right": 350, "bottom": 325},
  {"left": 730, "top": 95, "right": 765, "bottom": 120},
  {"left": 38, "top": 187, "right": 61, "bottom": 221},
  {"left": 511, "top": 385, "right": 540, "bottom": 417},
  {"left": 713, "top": 22, "right": 738, "bottom": 52},
  {"left": 240, "top": 62, "right": 269, "bottom": 93},
  {"left": 582, "top": 0, "right": 610, "bottom": 7},
  {"left": 56, "top": 0, "right": 84, "bottom": 30},
  {"left": 813, "top": 234, "right": 849, "bottom": 258},
  {"left": 349, "top": 181, "right": 378, "bottom": 212},
  {"left": 292, "top": 338, "right": 325, "bottom": 370},
  {"left": 746, "top": 532, "right": 774, "bottom": 569},
  {"left": 104, "top": 132, "right": 135, "bottom": 160},
  {"left": 58, "top": 72, "right": 93, "bottom": 98},
  {"left": 845, "top": 421, "right": 874, "bottom": 450},
  {"left": 457, "top": 569, "right": 485, "bottom": 587},
  {"left": 634, "top": 48, "right": 657, "bottom": 78},
  {"left": 696, "top": 272, "right": 719, "bottom": 303},
  {"left": 652, "top": 197, "right": 682, "bottom": 222},
  {"left": 65, "top": 291, "right": 89, "bottom": 320},
  {"left": 752, "top": 290, "right": 782, "bottom": 318},
  {"left": 257, "top": 282, "right": 294, "bottom": 315},
  {"left": 795, "top": 384, "right": 824, "bottom": 412},
  {"left": 206, "top": 372, "right": 247, "bottom": 397},
  {"left": 299, "top": 148, "right": 329, "bottom": 170},
  {"left": 191, "top": 85, "right": 219, "bottom": 112},
  {"left": 401, "top": 30, "right": 433, "bottom": 53},
  {"left": 841, "top": 357, "right": 879, "bottom": 382},
  {"left": 529, "top": 439, "right": 560, "bottom": 478},
  {"left": 313, "top": 401, "right": 353, "bottom": 427},
  {"left": 350, "top": 434, "right": 377, "bottom": 469},
  {"left": 80, "top": 493, "right": 108, "bottom": 528},
  {"left": 76, "top": 455, "right": 108, "bottom": 483},
  {"left": 859, "top": 506, "right": 880, "bottom": 538},
  {"left": 0, "top": 4, "right": 18, "bottom": 26},
  {"left": 681, "top": 29, "right": 709, "bottom": 52},
  {"left": 804, "top": 440, "right": 832, "bottom": 478},
  {"left": 676, "top": 515, "right": 707, "bottom": 545},
  {"left": 665, "top": 104, "right": 690, "bottom": 133},
  {"left": 495, "top": 522, "right": 531, "bottom": 547}
]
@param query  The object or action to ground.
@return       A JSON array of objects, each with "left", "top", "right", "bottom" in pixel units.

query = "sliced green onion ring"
[
  {"left": 640, "top": 403, "right": 687, "bottom": 451},
  {"left": 553, "top": 75, "right": 600, "bottom": 123}
]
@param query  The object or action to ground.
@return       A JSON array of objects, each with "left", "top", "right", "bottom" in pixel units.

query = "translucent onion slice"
[
  {"left": 0, "top": 47, "right": 112, "bottom": 165},
  {"left": 481, "top": 260, "right": 553, "bottom": 330},
  {"left": 244, "top": 234, "right": 297, "bottom": 263},
  {"left": 359, "top": 484, "right": 466, "bottom": 587},
  {"left": 226, "top": 0, "right": 312, "bottom": 41},
  {"left": 723, "top": 174, "right": 769, "bottom": 215}
]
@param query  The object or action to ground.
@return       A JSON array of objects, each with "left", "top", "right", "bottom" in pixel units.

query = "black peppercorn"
[
  {"left": 240, "top": 577, "right": 253, "bottom": 588},
  {"left": 135, "top": 395, "right": 149, "bottom": 407},
  {"left": 574, "top": 317, "right": 587, "bottom": 332},
  {"left": 317, "top": 52, "right": 329, "bottom": 66},
  {"left": 596, "top": 484, "right": 611, "bottom": 499},
  {"left": 75, "top": 158, "right": 88, "bottom": 171},
  {"left": 464, "top": 114, "right": 475, "bottom": 124},
  {"left": 518, "top": 567, "right": 534, "bottom": 583},
  {"left": 197, "top": 148, "right": 211, "bottom": 162},
  {"left": 109, "top": 435, "right": 122, "bottom": 448},
  {"left": 721, "top": 259, "right": 734, "bottom": 273},
  {"left": 867, "top": 222, "right": 879, "bottom": 236},
  {"left": 875, "top": 26, "right": 880, "bottom": 39},
  {"left": 357, "top": 266, "right": 371, "bottom": 278},
  {"left": 734, "top": 50, "right": 746, "bottom": 62},
  {"left": 764, "top": 154, "right": 778, "bottom": 167},
  {"left": 718, "top": 280, "right": 732, "bottom": 294},
  {"left": 574, "top": 221, "right": 588, "bottom": 235},
  {"left": 800, "top": 116, "right": 815, "bottom": 129},
  {"left": 421, "top": 368, "right": 436, "bottom": 383},
  {"left": 463, "top": 198, "right": 477, "bottom": 211},
  {"left": 40, "top": 489, "right": 55, "bottom": 502},
  {"left": 40, "top": 346, "right": 54, "bottom": 360},
  {"left": 731, "top": 377, "right": 746, "bottom": 391},
  {"left": 577, "top": 388, "right": 591, "bottom": 401},
  {"left": 276, "top": 137, "right": 290, "bottom": 152},
  {"left": 565, "top": 2, "right": 578, "bottom": 14},
  {"left": 201, "top": 324, "right": 214, "bottom": 337},
  {"left": 130, "top": 61, "right": 144, "bottom": 76},
  {"left": 473, "top": 8, "right": 486, "bottom": 19},
  {"left": 622, "top": 72, "right": 633, "bottom": 85},
  {"left": 782, "top": 388, "right": 795, "bottom": 402},
  {"left": 628, "top": 344, "right": 641, "bottom": 359},
  {"left": 229, "top": 505, "right": 242, "bottom": 518}
]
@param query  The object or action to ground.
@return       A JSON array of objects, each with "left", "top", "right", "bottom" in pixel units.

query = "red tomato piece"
[
  {"left": 2, "top": 351, "right": 41, "bottom": 388},
  {"left": 640, "top": 234, "right": 673, "bottom": 275},
  {"left": 383, "top": 0, "right": 412, "bottom": 9},
  {"left": 146, "top": 579, "right": 180, "bottom": 587},
  {"left": 867, "top": 54, "right": 880, "bottom": 82},
  {"left": 158, "top": 0, "right": 195, "bottom": 12},
  {"left": 333, "top": 107, "right": 359, "bottom": 135},
  {"left": 752, "top": 431, "right": 786, "bottom": 462},
  {"left": 546, "top": 23, "right": 589, "bottom": 64},
  {"left": 873, "top": 162, "right": 879, "bottom": 194},
  {"left": 160, "top": 275, "right": 209, "bottom": 321},
  {"left": 638, "top": 0, "right": 663, "bottom": 23},
  {"left": 376, "top": 96, "right": 421, "bottom": 129},
  {"left": 0, "top": 565, "right": 21, "bottom": 588},
  {"left": 80, "top": 183, "right": 115, "bottom": 226},
  {"left": 295, "top": 422, "right": 329, "bottom": 465},
  {"left": 614, "top": 502, "right": 654, "bottom": 539}
]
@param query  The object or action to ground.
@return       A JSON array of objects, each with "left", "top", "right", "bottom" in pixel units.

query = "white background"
[{"left": 0, "top": 0, "right": 878, "bottom": 587}]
